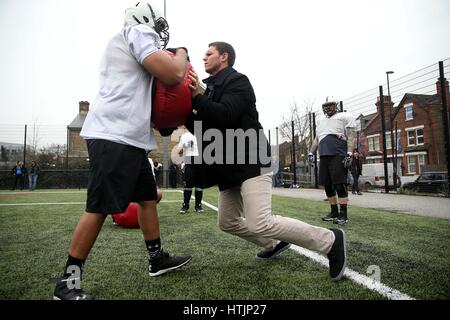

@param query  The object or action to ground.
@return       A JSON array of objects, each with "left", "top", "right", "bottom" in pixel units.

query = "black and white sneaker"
[
  {"left": 322, "top": 212, "right": 338, "bottom": 222},
  {"left": 179, "top": 204, "right": 189, "bottom": 214},
  {"left": 327, "top": 228, "right": 347, "bottom": 281},
  {"left": 52, "top": 277, "right": 93, "bottom": 300},
  {"left": 149, "top": 249, "right": 192, "bottom": 277},
  {"left": 333, "top": 212, "right": 348, "bottom": 225},
  {"left": 256, "top": 241, "right": 291, "bottom": 259},
  {"left": 195, "top": 204, "right": 204, "bottom": 213}
]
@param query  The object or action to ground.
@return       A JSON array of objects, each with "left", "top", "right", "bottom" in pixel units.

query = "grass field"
[{"left": 0, "top": 188, "right": 449, "bottom": 300}]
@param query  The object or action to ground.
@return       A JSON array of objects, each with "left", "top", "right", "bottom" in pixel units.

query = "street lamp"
[{"left": 386, "top": 71, "right": 397, "bottom": 188}]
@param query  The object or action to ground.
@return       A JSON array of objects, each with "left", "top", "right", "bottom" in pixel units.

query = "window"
[
  {"left": 368, "top": 135, "right": 380, "bottom": 152},
  {"left": 406, "top": 128, "right": 425, "bottom": 146},
  {"left": 417, "top": 154, "right": 425, "bottom": 173},
  {"left": 416, "top": 129, "right": 424, "bottom": 145},
  {"left": 407, "top": 155, "right": 416, "bottom": 174},
  {"left": 385, "top": 132, "right": 392, "bottom": 149},
  {"left": 405, "top": 104, "right": 413, "bottom": 120},
  {"left": 407, "top": 131, "right": 415, "bottom": 146}
]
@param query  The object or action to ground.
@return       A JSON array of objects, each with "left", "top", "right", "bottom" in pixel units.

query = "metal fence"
[{"left": 1, "top": 60, "right": 449, "bottom": 195}]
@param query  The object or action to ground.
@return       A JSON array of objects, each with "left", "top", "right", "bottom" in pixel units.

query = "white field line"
[
  {"left": 0, "top": 191, "right": 86, "bottom": 195},
  {"left": 190, "top": 191, "right": 414, "bottom": 301},
  {"left": 0, "top": 200, "right": 181, "bottom": 207}
]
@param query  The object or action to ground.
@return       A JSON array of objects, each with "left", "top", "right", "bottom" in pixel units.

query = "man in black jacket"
[{"left": 187, "top": 42, "right": 347, "bottom": 280}]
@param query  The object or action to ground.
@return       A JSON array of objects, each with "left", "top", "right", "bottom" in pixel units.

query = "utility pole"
[
  {"left": 379, "top": 86, "right": 389, "bottom": 193},
  {"left": 386, "top": 71, "right": 397, "bottom": 188},
  {"left": 438, "top": 61, "right": 450, "bottom": 196}
]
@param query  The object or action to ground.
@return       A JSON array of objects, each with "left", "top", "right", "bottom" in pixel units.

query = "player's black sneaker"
[
  {"left": 327, "top": 228, "right": 346, "bottom": 281},
  {"left": 333, "top": 211, "right": 348, "bottom": 225},
  {"left": 179, "top": 204, "right": 189, "bottom": 214},
  {"left": 195, "top": 204, "right": 204, "bottom": 213},
  {"left": 148, "top": 249, "right": 192, "bottom": 277},
  {"left": 52, "top": 277, "right": 93, "bottom": 300},
  {"left": 322, "top": 211, "right": 338, "bottom": 222},
  {"left": 256, "top": 241, "right": 291, "bottom": 259}
]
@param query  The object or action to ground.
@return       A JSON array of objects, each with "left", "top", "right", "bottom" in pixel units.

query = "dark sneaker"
[
  {"left": 195, "top": 204, "right": 204, "bottom": 213},
  {"left": 256, "top": 241, "right": 291, "bottom": 259},
  {"left": 149, "top": 249, "right": 192, "bottom": 277},
  {"left": 327, "top": 228, "right": 346, "bottom": 281},
  {"left": 179, "top": 204, "right": 189, "bottom": 214},
  {"left": 333, "top": 211, "right": 348, "bottom": 225},
  {"left": 52, "top": 277, "right": 93, "bottom": 300},
  {"left": 322, "top": 212, "right": 338, "bottom": 222}
]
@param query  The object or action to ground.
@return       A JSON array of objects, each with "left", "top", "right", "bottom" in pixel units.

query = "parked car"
[
  {"left": 401, "top": 171, "right": 448, "bottom": 194},
  {"left": 359, "top": 163, "right": 401, "bottom": 189}
]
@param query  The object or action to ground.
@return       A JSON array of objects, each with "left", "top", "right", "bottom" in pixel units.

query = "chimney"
[
  {"left": 79, "top": 101, "right": 89, "bottom": 114},
  {"left": 375, "top": 95, "right": 393, "bottom": 117},
  {"left": 436, "top": 79, "right": 450, "bottom": 104}
]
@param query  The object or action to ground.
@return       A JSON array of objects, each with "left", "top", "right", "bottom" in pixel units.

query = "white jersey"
[
  {"left": 80, "top": 24, "right": 161, "bottom": 152},
  {"left": 316, "top": 112, "right": 357, "bottom": 143},
  {"left": 178, "top": 132, "right": 199, "bottom": 157}
]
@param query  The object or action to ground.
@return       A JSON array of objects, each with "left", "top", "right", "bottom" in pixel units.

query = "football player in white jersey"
[
  {"left": 52, "top": 1, "right": 191, "bottom": 300},
  {"left": 309, "top": 99, "right": 357, "bottom": 225}
]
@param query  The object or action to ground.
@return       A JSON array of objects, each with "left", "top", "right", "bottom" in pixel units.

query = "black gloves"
[
  {"left": 342, "top": 152, "right": 353, "bottom": 168},
  {"left": 166, "top": 47, "right": 189, "bottom": 61}
]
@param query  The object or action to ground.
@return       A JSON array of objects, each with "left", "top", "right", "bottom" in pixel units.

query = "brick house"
[{"left": 359, "top": 80, "right": 450, "bottom": 176}]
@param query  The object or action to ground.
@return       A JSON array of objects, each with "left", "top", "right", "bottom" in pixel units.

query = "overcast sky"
[{"left": 1, "top": 0, "right": 449, "bottom": 135}]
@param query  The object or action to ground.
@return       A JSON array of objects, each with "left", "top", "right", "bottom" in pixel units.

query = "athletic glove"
[
  {"left": 307, "top": 152, "right": 314, "bottom": 165},
  {"left": 166, "top": 47, "right": 190, "bottom": 61},
  {"left": 342, "top": 152, "right": 353, "bottom": 168}
]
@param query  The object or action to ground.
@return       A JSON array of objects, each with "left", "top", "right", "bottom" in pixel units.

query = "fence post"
[
  {"left": 379, "top": 86, "right": 389, "bottom": 193},
  {"left": 66, "top": 125, "right": 69, "bottom": 169},
  {"left": 291, "top": 120, "right": 297, "bottom": 186},
  {"left": 312, "top": 112, "right": 318, "bottom": 188},
  {"left": 438, "top": 61, "right": 450, "bottom": 196},
  {"left": 23, "top": 124, "right": 27, "bottom": 165}
]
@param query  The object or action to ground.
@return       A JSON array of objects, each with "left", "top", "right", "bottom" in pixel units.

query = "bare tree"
[
  {"left": 278, "top": 99, "right": 316, "bottom": 157},
  {"left": 27, "top": 119, "right": 40, "bottom": 159}
]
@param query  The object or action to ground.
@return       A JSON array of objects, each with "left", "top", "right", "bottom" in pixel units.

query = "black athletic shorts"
[
  {"left": 85, "top": 139, "right": 157, "bottom": 215},
  {"left": 319, "top": 155, "right": 348, "bottom": 186},
  {"left": 183, "top": 162, "right": 203, "bottom": 189}
]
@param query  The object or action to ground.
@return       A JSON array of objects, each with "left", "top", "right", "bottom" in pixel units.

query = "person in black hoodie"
[{"left": 186, "top": 42, "right": 346, "bottom": 280}]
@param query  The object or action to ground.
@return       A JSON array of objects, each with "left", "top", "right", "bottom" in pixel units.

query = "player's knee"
[
  {"left": 334, "top": 184, "right": 348, "bottom": 198},
  {"left": 324, "top": 185, "right": 336, "bottom": 197},
  {"left": 156, "top": 189, "right": 162, "bottom": 204}
]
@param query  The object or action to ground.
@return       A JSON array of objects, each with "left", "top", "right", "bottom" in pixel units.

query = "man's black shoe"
[
  {"left": 256, "top": 241, "right": 291, "bottom": 259},
  {"left": 333, "top": 211, "right": 348, "bottom": 225},
  {"left": 52, "top": 277, "right": 93, "bottom": 300},
  {"left": 179, "top": 204, "right": 189, "bottom": 214},
  {"left": 327, "top": 228, "right": 346, "bottom": 281},
  {"left": 149, "top": 249, "right": 192, "bottom": 277},
  {"left": 195, "top": 204, "right": 204, "bottom": 213},
  {"left": 322, "top": 212, "right": 338, "bottom": 222}
]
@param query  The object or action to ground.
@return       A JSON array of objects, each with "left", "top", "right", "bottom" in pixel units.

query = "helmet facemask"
[{"left": 322, "top": 102, "right": 338, "bottom": 118}]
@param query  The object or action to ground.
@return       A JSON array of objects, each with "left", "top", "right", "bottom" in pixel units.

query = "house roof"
[
  {"left": 68, "top": 113, "right": 87, "bottom": 129},
  {"left": 393, "top": 93, "right": 439, "bottom": 118}
]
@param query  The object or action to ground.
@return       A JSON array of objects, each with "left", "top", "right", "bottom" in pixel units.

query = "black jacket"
[{"left": 186, "top": 67, "right": 271, "bottom": 191}]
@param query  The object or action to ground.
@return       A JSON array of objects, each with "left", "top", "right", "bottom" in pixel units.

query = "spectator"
[
  {"left": 12, "top": 161, "right": 26, "bottom": 190},
  {"left": 29, "top": 160, "right": 40, "bottom": 191},
  {"left": 350, "top": 149, "right": 363, "bottom": 195}
]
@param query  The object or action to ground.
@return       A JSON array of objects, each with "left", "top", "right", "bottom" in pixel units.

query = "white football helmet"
[
  {"left": 322, "top": 97, "right": 339, "bottom": 117},
  {"left": 124, "top": 1, "right": 169, "bottom": 48}
]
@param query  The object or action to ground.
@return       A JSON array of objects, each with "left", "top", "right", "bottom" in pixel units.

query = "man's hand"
[
  {"left": 188, "top": 69, "right": 205, "bottom": 98},
  {"left": 343, "top": 152, "right": 353, "bottom": 168}
]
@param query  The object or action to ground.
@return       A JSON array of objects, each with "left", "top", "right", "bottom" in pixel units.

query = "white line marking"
[
  {"left": 0, "top": 200, "right": 183, "bottom": 207},
  {"left": 194, "top": 194, "right": 415, "bottom": 300}
]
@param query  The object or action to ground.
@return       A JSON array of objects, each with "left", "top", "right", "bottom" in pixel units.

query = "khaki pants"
[{"left": 218, "top": 174, "right": 334, "bottom": 255}]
